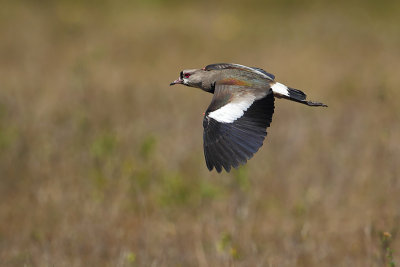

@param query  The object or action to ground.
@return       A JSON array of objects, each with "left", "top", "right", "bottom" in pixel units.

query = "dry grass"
[{"left": 0, "top": 0, "right": 400, "bottom": 266}]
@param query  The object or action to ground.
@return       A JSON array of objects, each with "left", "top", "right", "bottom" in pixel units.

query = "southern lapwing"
[{"left": 170, "top": 63, "right": 327, "bottom": 173}]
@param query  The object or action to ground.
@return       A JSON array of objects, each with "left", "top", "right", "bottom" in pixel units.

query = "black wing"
[{"left": 203, "top": 90, "right": 275, "bottom": 173}]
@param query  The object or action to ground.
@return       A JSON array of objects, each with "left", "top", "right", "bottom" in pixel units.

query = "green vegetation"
[{"left": 0, "top": 0, "right": 399, "bottom": 266}]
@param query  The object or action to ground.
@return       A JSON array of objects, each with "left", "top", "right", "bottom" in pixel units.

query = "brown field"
[{"left": 1, "top": 0, "right": 400, "bottom": 266}]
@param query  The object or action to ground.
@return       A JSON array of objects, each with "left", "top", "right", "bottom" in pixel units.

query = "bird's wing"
[
  {"left": 203, "top": 83, "right": 275, "bottom": 173},
  {"left": 204, "top": 63, "right": 275, "bottom": 80}
]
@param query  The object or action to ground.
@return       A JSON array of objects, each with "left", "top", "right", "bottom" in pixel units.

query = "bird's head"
[{"left": 170, "top": 69, "right": 207, "bottom": 89}]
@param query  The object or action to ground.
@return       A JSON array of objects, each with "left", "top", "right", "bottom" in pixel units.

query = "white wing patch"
[
  {"left": 208, "top": 94, "right": 256, "bottom": 123},
  {"left": 271, "top": 82, "right": 289, "bottom": 97}
]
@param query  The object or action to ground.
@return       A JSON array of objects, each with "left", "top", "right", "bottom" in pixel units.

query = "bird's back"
[{"left": 211, "top": 68, "right": 273, "bottom": 91}]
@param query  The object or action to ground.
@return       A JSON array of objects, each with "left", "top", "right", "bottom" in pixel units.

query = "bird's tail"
[
  {"left": 285, "top": 87, "right": 327, "bottom": 107},
  {"left": 271, "top": 82, "right": 327, "bottom": 107}
]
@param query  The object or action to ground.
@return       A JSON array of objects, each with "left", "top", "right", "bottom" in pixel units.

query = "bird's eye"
[{"left": 184, "top": 73, "right": 191, "bottom": 78}]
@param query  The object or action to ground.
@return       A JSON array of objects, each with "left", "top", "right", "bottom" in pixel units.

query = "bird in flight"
[{"left": 170, "top": 63, "right": 327, "bottom": 173}]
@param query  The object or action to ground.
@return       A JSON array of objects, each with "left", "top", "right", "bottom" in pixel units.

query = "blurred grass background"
[{"left": 0, "top": 0, "right": 400, "bottom": 266}]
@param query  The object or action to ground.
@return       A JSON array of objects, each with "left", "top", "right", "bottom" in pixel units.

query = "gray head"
[{"left": 170, "top": 68, "right": 214, "bottom": 92}]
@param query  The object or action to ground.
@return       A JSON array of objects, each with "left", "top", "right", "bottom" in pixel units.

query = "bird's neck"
[{"left": 199, "top": 71, "right": 219, "bottom": 93}]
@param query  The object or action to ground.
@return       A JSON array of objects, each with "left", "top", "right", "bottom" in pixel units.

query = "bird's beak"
[{"left": 170, "top": 77, "right": 183, "bottom": 86}]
